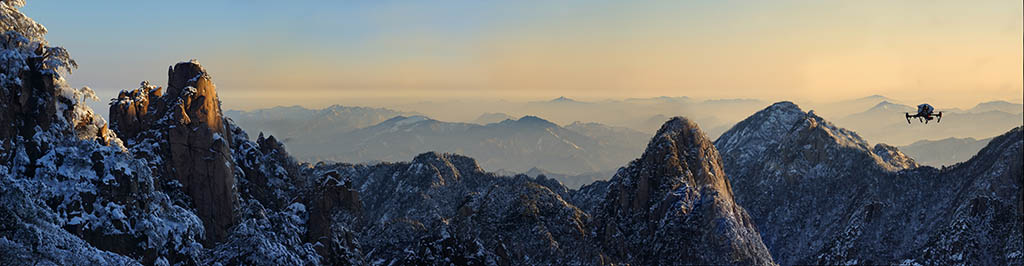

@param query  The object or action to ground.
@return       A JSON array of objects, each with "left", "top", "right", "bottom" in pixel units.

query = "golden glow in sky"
[{"left": 26, "top": 1, "right": 1024, "bottom": 110}]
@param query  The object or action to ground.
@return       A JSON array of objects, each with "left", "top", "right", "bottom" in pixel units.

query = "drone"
[{"left": 906, "top": 103, "right": 942, "bottom": 124}]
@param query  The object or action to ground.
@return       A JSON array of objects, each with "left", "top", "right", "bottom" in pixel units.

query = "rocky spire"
[
  {"left": 163, "top": 60, "right": 235, "bottom": 243},
  {"left": 594, "top": 116, "right": 774, "bottom": 265},
  {"left": 108, "top": 60, "right": 237, "bottom": 243}
]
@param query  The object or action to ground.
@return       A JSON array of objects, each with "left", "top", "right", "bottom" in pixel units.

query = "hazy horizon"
[{"left": 23, "top": 0, "right": 1024, "bottom": 113}]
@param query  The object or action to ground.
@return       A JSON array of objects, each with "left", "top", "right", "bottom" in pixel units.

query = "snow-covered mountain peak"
[
  {"left": 716, "top": 101, "right": 913, "bottom": 172},
  {"left": 714, "top": 101, "right": 806, "bottom": 163}
]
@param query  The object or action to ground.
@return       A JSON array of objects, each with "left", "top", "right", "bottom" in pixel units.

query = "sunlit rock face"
[
  {"left": 109, "top": 60, "right": 237, "bottom": 243},
  {"left": 593, "top": 117, "right": 775, "bottom": 265},
  {"left": 161, "top": 61, "right": 236, "bottom": 243},
  {"left": 108, "top": 82, "right": 160, "bottom": 139}
]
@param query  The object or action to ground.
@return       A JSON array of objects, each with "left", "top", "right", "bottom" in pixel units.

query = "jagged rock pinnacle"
[
  {"left": 108, "top": 60, "right": 237, "bottom": 243},
  {"left": 594, "top": 116, "right": 773, "bottom": 265},
  {"left": 642, "top": 116, "right": 733, "bottom": 199}
]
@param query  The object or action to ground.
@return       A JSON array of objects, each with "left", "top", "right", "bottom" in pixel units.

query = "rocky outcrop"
[
  {"left": 2, "top": 3, "right": 208, "bottom": 264},
  {"left": 451, "top": 175, "right": 592, "bottom": 265},
  {"left": 593, "top": 117, "right": 774, "bottom": 265},
  {"left": 872, "top": 143, "right": 919, "bottom": 169},
  {"left": 306, "top": 170, "right": 362, "bottom": 261},
  {"left": 109, "top": 60, "right": 236, "bottom": 243},
  {"left": 715, "top": 102, "right": 1022, "bottom": 265},
  {"left": 108, "top": 81, "right": 160, "bottom": 138}
]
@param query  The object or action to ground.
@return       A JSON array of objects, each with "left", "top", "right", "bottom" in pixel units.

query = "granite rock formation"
[
  {"left": 109, "top": 60, "right": 236, "bottom": 243},
  {"left": 593, "top": 117, "right": 774, "bottom": 265}
]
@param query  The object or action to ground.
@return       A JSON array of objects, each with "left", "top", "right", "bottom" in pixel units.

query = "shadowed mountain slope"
[{"left": 716, "top": 102, "right": 1022, "bottom": 265}]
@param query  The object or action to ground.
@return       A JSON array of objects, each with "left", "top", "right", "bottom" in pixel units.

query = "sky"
[{"left": 22, "top": 0, "right": 1024, "bottom": 111}]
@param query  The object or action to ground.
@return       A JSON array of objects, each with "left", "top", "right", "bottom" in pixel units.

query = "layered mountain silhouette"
[
  {"left": 289, "top": 114, "right": 647, "bottom": 177},
  {"left": 716, "top": 102, "right": 1022, "bottom": 265},
  {"left": 833, "top": 99, "right": 1023, "bottom": 145},
  {"left": 900, "top": 136, "right": 993, "bottom": 167},
  {"left": 471, "top": 112, "right": 515, "bottom": 124},
  {"left": 225, "top": 105, "right": 412, "bottom": 144},
  {"left": 968, "top": 100, "right": 1024, "bottom": 114},
  {"left": 230, "top": 104, "right": 652, "bottom": 178}
]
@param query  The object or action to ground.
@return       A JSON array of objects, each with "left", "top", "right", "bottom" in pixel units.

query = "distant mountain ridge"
[
  {"left": 386, "top": 96, "right": 767, "bottom": 138},
  {"left": 833, "top": 98, "right": 1022, "bottom": 145},
  {"left": 899, "top": 136, "right": 992, "bottom": 167},
  {"left": 304, "top": 115, "right": 646, "bottom": 177},
  {"left": 967, "top": 100, "right": 1023, "bottom": 114},
  {"left": 229, "top": 103, "right": 653, "bottom": 182},
  {"left": 471, "top": 112, "right": 515, "bottom": 124},
  {"left": 225, "top": 104, "right": 412, "bottom": 142}
]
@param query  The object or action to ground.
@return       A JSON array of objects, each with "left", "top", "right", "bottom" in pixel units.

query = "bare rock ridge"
[
  {"left": 107, "top": 82, "right": 160, "bottom": 138},
  {"left": 594, "top": 117, "right": 774, "bottom": 265},
  {"left": 715, "top": 101, "right": 1022, "bottom": 265},
  {"left": 109, "top": 60, "right": 236, "bottom": 242}
]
